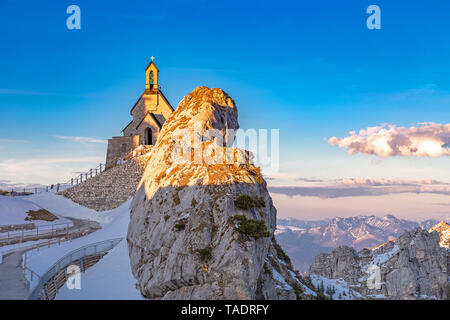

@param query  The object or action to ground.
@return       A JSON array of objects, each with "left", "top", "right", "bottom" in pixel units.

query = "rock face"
[
  {"left": 60, "top": 156, "right": 148, "bottom": 211},
  {"left": 276, "top": 215, "right": 440, "bottom": 274},
  {"left": 429, "top": 221, "right": 450, "bottom": 248},
  {"left": 309, "top": 227, "right": 449, "bottom": 300},
  {"left": 127, "top": 87, "right": 316, "bottom": 300}
]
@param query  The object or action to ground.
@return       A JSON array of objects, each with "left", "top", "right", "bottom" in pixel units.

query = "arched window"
[{"left": 149, "top": 71, "right": 154, "bottom": 88}]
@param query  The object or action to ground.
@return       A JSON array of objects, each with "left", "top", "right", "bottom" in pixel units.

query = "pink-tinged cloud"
[
  {"left": 328, "top": 123, "right": 450, "bottom": 157},
  {"left": 335, "top": 178, "right": 448, "bottom": 186}
]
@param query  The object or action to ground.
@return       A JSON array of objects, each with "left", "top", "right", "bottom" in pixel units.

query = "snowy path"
[{"left": 0, "top": 251, "right": 29, "bottom": 300}]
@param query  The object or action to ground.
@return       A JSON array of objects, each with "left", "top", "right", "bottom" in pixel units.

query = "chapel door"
[{"left": 146, "top": 128, "right": 153, "bottom": 145}]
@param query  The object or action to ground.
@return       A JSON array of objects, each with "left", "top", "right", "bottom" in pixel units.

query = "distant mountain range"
[{"left": 276, "top": 215, "right": 447, "bottom": 274}]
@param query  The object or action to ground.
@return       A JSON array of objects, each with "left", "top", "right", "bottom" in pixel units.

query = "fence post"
[
  {"left": 100, "top": 163, "right": 102, "bottom": 172},
  {"left": 71, "top": 178, "right": 73, "bottom": 185},
  {"left": 56, "top": 183, "right": 60, "bottom": 192},
  {"left": 46, "top": 186, "right": 48, "bottom": 192},
  {"left": 90, "top": 168, "right": 92, "bottom": 178}
]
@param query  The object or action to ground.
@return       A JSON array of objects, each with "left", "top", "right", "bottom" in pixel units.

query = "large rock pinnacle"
[{"left": 127, "top": 87, "right": 316, "bottom": 300}]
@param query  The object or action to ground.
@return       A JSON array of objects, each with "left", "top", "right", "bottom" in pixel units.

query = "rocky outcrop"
[
  {"left": 309, "top": 227, "right": 449, "bottom": 300},
  {"left": 429, "top": 221, "right": 450, "bottom": 248},
  {"left": 127, "top": 87, "right": 316, "bottom": 300},
  {"left": 60, "top": 156, "right": 149, "bottom": 211}
]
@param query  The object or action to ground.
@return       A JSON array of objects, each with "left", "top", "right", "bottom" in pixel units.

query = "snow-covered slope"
[
  {"left": 0, "top": 196, "right": 72, "bottom": 227},
  {"left": 23, "top": 192, "right": 120, "bottom": 225},
  {"left": 276, "top": 215, "right": 443, "bottom": 273},
  {"left": 55, "top": 239, "right": 143, "bottom": 300},
  {"left": 15, "top": 193, "right": 142, "bottom": 299}
]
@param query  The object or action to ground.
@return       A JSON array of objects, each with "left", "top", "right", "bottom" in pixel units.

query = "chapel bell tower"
[{"left": 145, "top": 56, "right": 159, "bottom": 93}]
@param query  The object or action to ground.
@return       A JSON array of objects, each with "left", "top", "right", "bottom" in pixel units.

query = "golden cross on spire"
[{"left": 151, "top": 56, "right": 155, "bottom": 62}]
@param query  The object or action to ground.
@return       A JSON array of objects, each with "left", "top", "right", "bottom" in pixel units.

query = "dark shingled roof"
[{"left": 153, "top": 114, "right": 166, "bottom": 126}]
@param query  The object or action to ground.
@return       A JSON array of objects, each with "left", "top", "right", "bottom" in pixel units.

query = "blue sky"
[{"left": 1, "top": 0, "right": 450, "bottom": 220}]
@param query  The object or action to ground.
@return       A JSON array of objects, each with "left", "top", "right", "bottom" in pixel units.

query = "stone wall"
[
  {"left": 60, "top": 156, "right": 148, "bottom": 212},
  {"left": 106, "top": 135, "right": 140, "bottom": 169}
]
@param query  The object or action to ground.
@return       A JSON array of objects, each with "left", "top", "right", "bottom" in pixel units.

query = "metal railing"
[
  {"left": 2, "top": 237, "right": 69, "bottom": 261},
  {"left": 27, "top": 237, "right": 123, "bottom": 300},
  {"left": 67, "top": 163, "right": 106, "bottom": 187},
  {"left": 0, "top": 222, "right": 73, "bottom": 244}
]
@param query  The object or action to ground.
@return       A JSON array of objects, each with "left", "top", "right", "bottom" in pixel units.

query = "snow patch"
[
  {"left": 310, "top": 274, "right": 353, "bottom": 300},
  {"left": 0, "top": 196, "right": 72, "bottom": 227},
  {"left": 272, "top": 269, "right": 292, "bottom": 290},
  {"left": 23, "top": 192, "right": 122, "bottom": 225}
]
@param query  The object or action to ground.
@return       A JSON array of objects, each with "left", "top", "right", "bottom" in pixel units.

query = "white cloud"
[
  {"left": 0, "top": 156, "right": 104, "bottom": 185},
  {"left": 0, "top": 138, "right": 29, "bottom": 143},
  {"left": 55, "top": 136, "right": 107, "bottom": 144},
  {"left": 268, "top": 176, "right": 450, "bottom": 199},
  {"left": 328, "top": 122, "right": 450, "bottom": 157}
]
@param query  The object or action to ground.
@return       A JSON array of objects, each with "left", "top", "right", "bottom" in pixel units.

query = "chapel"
[{"left": 106, "top": 58, "right": 174, "bottom": 168}]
